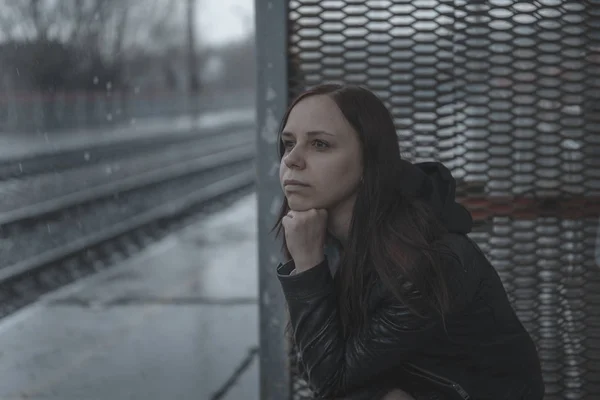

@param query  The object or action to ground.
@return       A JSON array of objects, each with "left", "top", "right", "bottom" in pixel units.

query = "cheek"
[
  {"left": 322, "top": 154, "right": 361, "bottom": 186},
  {"left": 310, "top": 155, "right": 361, "bottom": 207}
]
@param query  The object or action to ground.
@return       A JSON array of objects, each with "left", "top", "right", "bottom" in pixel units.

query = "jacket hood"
[{"left": 397, "top": 160, "right": 473, "bottom": 234}]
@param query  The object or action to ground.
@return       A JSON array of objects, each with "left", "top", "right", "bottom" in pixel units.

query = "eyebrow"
[{"left": 281, "top": 130, "right": 335, "bottom": 137}]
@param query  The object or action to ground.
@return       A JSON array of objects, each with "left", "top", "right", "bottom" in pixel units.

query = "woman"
[{"left": 273, "top": 83, "right": 545, "bottom": 399}]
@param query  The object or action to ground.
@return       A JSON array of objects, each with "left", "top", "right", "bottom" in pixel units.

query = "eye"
[
  {"left": 313, "top": 139, "right": 329, "bottom": 149},
  {"left": 282, "top": 140, "right": 295, "bottom": 149}
]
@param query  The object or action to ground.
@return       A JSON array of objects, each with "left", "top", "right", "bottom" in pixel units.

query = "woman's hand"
[{"left": 282, "top": 209, "right": 328, "bottom": 272}]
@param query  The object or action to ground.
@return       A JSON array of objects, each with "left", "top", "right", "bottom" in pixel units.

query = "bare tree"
[
  {"left": 0, "top": 0, "right": 187, "bottom": 91},
  {"left": 187, "top": 0, "right": 200, "bottom": 93}
]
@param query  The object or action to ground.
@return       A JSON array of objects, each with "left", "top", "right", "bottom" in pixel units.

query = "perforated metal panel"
[{"left": 285, "top": 1, "right": 600, "bottom": 399}]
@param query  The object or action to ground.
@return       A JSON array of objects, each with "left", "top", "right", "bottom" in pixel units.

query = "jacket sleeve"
[{"left": 276, "top": 233, "right": 480, "bottom": 399}]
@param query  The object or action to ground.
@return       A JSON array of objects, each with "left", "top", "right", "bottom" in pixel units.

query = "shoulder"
[
  {"left": 437, "top": 232, "right": 473, "bottom": 254},
  {"left": 367, "top": 233, "right": 488, "bottom": 315},
  {"left": 434, "top": 233, "right": 483, "bottom": 269},
  {"left": 397, "top": 233, "right": 486, "bottom": 312},
  {"left": 435, "top": 233, "right": 491, "bottom": 309}
]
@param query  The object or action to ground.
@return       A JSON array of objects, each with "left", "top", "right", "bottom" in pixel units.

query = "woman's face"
[{"left": 279, "top": 94, "right": 363, "bottom": 212}]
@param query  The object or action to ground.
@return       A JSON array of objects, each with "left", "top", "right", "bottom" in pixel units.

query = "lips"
[{"left": 284, "top": 179, "right": 309, "bottom": 187}]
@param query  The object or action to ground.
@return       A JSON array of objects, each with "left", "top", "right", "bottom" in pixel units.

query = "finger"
[{"left": 282, "top": 213, "right": 294, "bottom": 227}]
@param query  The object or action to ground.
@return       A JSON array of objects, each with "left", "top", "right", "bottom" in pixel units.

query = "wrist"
[{"left": 294, "top": 254, "right": 325, "bottom": 272}]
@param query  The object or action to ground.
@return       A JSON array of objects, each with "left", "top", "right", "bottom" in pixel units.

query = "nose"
[{"left": 283, "top": 145, "right": 306, "bottom": 169}]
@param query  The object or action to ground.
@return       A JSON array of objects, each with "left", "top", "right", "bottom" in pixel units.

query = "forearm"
[
  {"left": 278, "top": 258, "right": 384, "bottom": 398},
  {"left": 278, "top": 258, "right": 349, "bottom": 397},
  {"left": 277, "top": 258, "right": 438, "bottom": 398}
]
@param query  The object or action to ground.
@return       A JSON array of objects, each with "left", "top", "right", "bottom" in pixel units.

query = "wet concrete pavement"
[{"left": 0, "top": 193, "right": 259, "bottom": 400}]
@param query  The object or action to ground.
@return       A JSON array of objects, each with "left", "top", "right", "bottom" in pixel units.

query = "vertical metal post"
[{"left": 255, "top": 1, "right": 290, "bottom": 399}]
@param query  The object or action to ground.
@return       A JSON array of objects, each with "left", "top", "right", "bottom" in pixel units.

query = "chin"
[
  {"left": 286, "top": 196, "right": 318, "bottom": 212},
  {"left": 287, "top": 201, "right": 312, "bottom": 212},
  {"left": 286, "top": 195, "right": 333, "bottom": 212}
]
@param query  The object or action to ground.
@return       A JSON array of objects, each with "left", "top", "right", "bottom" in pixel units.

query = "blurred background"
[
  {"left": 0, "top": 1, "right": 260, "bottom": 399},
  {"left": 0, "top": 0, "right": 255, "bottom": 134},
  {"left": 0, "top": 0, "right": 258, "bottom": 287}
]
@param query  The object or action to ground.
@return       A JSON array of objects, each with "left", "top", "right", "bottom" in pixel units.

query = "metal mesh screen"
[{"left": 286, "top": 0, "right": 600, "bottom": 399}]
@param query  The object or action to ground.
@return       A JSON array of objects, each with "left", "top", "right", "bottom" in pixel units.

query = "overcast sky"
[
  {"left": 197, "top": 0, "right": 254, "bottom": 46},
  {"left": 0, "top": 0, "right": 255, "bottom": 47}
]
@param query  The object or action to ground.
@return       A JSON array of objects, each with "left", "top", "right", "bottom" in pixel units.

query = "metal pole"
[{"left": 255, "top": 1, "right": 290, "bottom": 399}]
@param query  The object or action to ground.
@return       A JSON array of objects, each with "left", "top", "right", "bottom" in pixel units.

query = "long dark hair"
[{"left": 273, "top": 83, "right": 452, "bottom": 337}]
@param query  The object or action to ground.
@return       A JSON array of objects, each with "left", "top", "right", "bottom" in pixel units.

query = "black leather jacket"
[{"left": 277, "top": 162, "right": 545, "bottom": 400}]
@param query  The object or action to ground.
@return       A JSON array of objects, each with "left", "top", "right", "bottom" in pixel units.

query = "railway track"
[
  {"left": 0, "top": 130, "right": 255, "bottom": 220},
  {"left": 0, "top": 120, "right": 253, "bottom": 180},
  {"left": 0, "top": 131, "right": 256, "bottom": 318}
]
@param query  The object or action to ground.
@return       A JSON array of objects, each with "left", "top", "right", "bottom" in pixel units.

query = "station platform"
[{"left": 0, "top": 193, "right": 259, "bottom": 400}]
